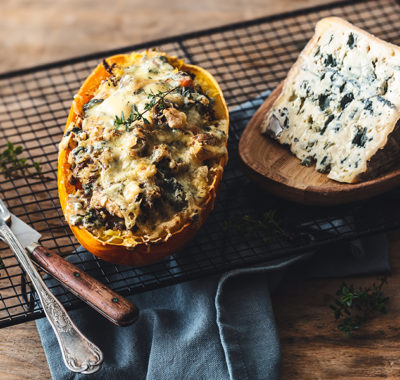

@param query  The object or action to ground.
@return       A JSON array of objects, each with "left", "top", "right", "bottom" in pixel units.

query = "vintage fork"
[{"left": 0, "top": 198, "right": 103, "bottom": 374}]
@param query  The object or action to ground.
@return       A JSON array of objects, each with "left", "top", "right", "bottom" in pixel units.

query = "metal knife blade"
[
  {"left": 9, "top": 214, "right": 41, "bottom": 250},
  {"left": 8, "top": 212, "right": 138, "bottom": 326},
  {"left": 0, "top": 199, "right": 103, "bottom": 374}
]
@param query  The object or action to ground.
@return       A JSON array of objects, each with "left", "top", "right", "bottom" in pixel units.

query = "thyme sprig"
[
  {"left": 0, "top": 142, "right": 42, "bottom": 180},
  {"left": 330, "top": 277, "right": 390, "bottom": 337},
  {"left": 223, "top": 210, "right": 291, "bottom": 243},
  {"left": 114, "top": 86, "right": 179, "bottom": 130},
  {"left": 114, "top": 112, "right": 135, "bottom": 131}
]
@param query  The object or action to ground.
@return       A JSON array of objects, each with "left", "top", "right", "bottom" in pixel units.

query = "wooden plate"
[{"left": 238, "top": 83, "right": 400, "bottom": 205}]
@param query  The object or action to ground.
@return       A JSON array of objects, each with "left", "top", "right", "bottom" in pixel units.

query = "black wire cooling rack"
[{"left": 1, "top": 0, "right": 400, "bottom": 327}]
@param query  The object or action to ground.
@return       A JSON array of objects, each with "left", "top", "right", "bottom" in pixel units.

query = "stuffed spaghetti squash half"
[{"left": 58, "top": 51, "right": 229, "bottom": 266}]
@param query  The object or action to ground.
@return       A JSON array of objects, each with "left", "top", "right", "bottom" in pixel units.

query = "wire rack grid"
[{"left": 1, "top": 0, "right": 400, "bottom": 327}]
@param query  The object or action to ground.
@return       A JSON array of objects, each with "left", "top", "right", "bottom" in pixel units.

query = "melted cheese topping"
[{"left": 61, "top": 53, "right": 228, "bottom": 246}]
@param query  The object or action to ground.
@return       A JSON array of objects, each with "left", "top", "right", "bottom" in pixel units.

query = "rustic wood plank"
[
  {"left": 0, "top": 321, "right": 50, "bottom": 380},
  {"left": 274, "top": 230, "right": 400, "bottom": 380},
  {"left": 0, "top": 0, "right": 334, "bottom": 73},
  {"left": 7, "top": 1, "right": 399, "bottom": 379}
]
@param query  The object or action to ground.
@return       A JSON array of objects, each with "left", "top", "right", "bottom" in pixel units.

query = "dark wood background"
[{"left": 3, "top": 1, "right": 400, "bottom": 379}]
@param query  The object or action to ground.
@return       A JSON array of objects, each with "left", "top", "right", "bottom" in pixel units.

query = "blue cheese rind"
[{"left": 261, "top": 17, "right": 400, "bottom": 183}]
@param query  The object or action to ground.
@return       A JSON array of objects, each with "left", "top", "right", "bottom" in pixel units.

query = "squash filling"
[{"left": 60, "top": 54, "right": 228, "bottom": 246}]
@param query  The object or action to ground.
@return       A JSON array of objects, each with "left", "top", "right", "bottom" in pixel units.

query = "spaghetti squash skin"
[{"left": 58, "top": 51, "right": 229, "bottom": 266}]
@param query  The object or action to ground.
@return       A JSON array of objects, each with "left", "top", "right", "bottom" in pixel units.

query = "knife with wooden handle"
[{"left": 9, "top": 213, "right": 139, "bottom": 327}]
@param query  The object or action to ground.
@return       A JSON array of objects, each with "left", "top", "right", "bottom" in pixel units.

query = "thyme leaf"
[
  {"left": 114, "top": 111, "right": 134, "bottom": 131},
  {"left": 0, "top": 142, "right": 42, "bottom": 180},
  {"left": 114, "top": 86, "right": 180, "bottom": 130},
  {"left": 330, "top": 277, "right": 390, "bottom": 337},
  {"left": 223, "top": 210, "right": 291, "bottom": 243}
]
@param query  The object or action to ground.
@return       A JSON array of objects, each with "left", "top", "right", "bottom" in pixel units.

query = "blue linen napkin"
[{"left": 36, "top": 233, "right": 390, "bottom": 380}]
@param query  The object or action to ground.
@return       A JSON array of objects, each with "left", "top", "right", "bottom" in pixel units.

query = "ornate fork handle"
[{"left": 0, "top": 223, "right": 103, "bottom": 374}]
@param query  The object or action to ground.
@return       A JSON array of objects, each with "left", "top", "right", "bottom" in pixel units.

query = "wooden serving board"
[{"left": 239, "top": 83, "right": 400, "bottom": 205}]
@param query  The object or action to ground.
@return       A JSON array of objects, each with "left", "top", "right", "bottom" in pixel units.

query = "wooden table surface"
[{"left": 2, "top": 0, "right": 400, "bottom": 379}]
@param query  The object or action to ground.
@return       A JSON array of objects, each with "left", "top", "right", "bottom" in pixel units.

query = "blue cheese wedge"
[{"left": 261, "top": 17, "right": 400, "bottom": 183}]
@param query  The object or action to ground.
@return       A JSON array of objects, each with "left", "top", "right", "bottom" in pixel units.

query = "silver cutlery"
[
  {"left": 0, "top": 198, "right": 103, "bottom": 374},
  {"left": 8, "top": 211, "right": 138, "bottom": 327}
]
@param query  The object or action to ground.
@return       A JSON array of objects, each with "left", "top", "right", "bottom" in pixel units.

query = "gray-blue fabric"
[{"left": 36, "top": 233, "right": 389, "bottom": 380}]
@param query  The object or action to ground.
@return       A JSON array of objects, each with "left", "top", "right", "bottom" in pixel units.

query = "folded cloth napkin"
[{"left": 36, "top": 232, "right": 390, "bottom": 380}]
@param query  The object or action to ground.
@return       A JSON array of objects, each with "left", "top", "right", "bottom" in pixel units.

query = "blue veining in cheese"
[{"left": 261, "top": 17, "right": 400, "bottom": 183}]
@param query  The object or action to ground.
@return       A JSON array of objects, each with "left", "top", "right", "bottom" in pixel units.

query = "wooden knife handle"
[{"left": 30, "top": 245, "right": 139, "bottom": 326}]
